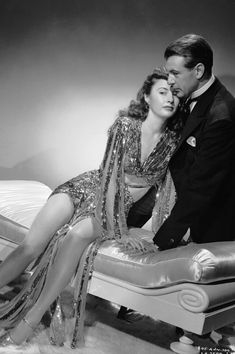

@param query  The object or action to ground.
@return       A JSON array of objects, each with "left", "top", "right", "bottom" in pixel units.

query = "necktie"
[{"left": 181, "top": 97, "right": 199, "bottom": 121}]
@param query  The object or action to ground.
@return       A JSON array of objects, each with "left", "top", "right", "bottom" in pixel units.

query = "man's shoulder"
[{"left": 209, "top": 82, "right": 235, "bottom": 123}]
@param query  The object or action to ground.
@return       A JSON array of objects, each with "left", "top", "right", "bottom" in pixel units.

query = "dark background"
[{"left": 0, "top": 0, "right": 234, "bottom": 187}]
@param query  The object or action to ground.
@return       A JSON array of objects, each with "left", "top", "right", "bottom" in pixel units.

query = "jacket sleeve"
[{"left": 153, "top": 118, "right": 235, "bottom": 249}]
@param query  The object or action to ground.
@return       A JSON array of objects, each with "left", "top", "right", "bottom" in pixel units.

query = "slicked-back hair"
[{"left": 164, "top": 34, "right": 213, "bottom": 78}]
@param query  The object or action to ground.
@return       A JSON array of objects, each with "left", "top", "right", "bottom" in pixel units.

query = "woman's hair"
[{"left": 118, "top": 68, "right": 181, "bottom": 132}]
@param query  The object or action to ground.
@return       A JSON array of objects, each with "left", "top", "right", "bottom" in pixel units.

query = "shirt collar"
[{"left": 190, "top": 74, "right": 215, "bottom": 100}]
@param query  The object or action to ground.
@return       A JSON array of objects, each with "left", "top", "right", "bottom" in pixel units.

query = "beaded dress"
[{"left": 0, "top": 116, "right": 179, "bottom": 347}]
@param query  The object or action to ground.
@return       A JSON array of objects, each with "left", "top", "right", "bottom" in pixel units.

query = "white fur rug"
[{"left": 0, "top": 289, "right": 233, "bottom": 354}]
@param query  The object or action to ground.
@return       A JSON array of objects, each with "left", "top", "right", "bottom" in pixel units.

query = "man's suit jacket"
[{"left": 153, "top": 78, "right": 235, "bottom": 249}]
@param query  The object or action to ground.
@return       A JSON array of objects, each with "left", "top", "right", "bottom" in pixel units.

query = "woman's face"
[{"left": 145, "top": 79, "right": 179, "bottom": 119}]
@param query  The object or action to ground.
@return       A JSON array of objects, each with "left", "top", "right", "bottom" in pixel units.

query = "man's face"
[{"left": 165, "top": 55, "right": 199, "bottom": 99}]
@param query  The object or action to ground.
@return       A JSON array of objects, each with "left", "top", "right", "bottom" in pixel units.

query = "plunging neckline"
[{"left": 138, "top": 120, "right": 167, "bottom": 167}]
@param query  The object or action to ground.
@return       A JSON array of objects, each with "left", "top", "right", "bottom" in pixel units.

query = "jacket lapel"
[{"left": 173, "top": 78, "right": 222, "bottom": 154}]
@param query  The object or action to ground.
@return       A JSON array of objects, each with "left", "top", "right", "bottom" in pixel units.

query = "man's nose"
[{"left": 167, "top": 74, "right": 175, "bottom": 85}]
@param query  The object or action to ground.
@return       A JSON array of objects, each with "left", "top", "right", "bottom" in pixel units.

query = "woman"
[{"left": 0, "top": 69, "right": 180, "bottom": 348}]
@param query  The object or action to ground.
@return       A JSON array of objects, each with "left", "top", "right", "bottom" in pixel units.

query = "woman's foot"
[
  {"left": 0, "top": 332, "right": 17, "bottom": 347},
  {"left": 3, "top": 317, "right": 36, "bottom": 346}
]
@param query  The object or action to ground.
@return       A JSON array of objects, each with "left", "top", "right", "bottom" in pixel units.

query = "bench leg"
[{"left": 170, "top": 331, "right": 199, "bottom": 354}]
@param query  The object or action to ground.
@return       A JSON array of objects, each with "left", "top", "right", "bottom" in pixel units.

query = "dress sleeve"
[{"left": 95, "top": 116, "right": 132, "bottom": 239}]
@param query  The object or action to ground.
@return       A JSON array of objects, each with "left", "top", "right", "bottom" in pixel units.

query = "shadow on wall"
[
  {"left": 0, "top": 149, "right": 65, "bottom": 189},
  {"left": 218, "top": 75, "right": 235, "bottom": 95},
  {"left": 0, "top": 74, "right": 234, "bottom": 189}
]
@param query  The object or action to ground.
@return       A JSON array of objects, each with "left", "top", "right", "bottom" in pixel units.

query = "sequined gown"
[{"left": 0, "top": 116, "right": 179, "bottom": 347}]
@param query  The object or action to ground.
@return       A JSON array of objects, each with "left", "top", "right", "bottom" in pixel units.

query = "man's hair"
[{"left": 164, "top": 34, "right": 213, "bottom": 78}]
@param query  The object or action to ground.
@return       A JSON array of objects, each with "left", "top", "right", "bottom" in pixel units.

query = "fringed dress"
[{"left": 0, "top": 116, "right": 179, "bottom": 348}]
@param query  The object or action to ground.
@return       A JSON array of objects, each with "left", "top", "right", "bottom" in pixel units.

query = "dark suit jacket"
[{"left": 153, "top": 78, "right": 235, "bottom": 249}]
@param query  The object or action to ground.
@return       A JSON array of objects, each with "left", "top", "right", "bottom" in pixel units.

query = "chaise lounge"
[{"left": 0, "top": 180, "right": 235, "bottom": 353}]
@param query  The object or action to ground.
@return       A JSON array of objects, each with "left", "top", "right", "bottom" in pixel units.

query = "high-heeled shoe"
[
  {"left": 49, "top": 297, "right": 65, "bottom": 346},
  {"left": 0, "top": 317, "right": 35, "bottom": 348},
  {"left": 0, "top": 332, "right": 17, "bottom": 347},
  {"left": 22, "top": 317, "right": 35, "bottom": 342}
]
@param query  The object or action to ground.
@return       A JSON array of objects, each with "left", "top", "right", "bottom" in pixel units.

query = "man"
[
  {"left": 153, "top": 33, "right": 235, "bottom": 249},
  {"left": 118, "top": 33, "right": 235, "bottom": 321}
]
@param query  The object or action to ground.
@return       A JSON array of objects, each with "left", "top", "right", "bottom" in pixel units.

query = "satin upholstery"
[{"left": 94, "top": 228, "right": 235, "bottom": 288}]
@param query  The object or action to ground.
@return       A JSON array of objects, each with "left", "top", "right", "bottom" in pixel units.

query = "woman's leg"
[
  {"left": 0, "top": 193, "right": 74, "bottom": 289},
  {"left": 9, "top": 217, "right": 99, "bottom": 344}
]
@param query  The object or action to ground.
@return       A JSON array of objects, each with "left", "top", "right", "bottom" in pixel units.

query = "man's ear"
[{"left": 195, "top": 63, "right": 205, "bottom": 79}]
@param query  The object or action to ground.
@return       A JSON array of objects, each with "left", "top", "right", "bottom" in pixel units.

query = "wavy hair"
[{"left": 118, "top": 68, "right": 182, "bottom": 132}]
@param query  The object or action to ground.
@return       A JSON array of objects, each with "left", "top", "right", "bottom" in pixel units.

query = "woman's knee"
[
  {"left": 67, "top": 220, "right": 98, "bottom": 245},
  {"left": 44, "top": 193, "right": 75, "bottom": 224},
  {"left": 26, "top": 193, "right": 74, "bottom": 248}
]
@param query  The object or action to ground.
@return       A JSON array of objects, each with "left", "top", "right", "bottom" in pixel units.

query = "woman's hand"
[{"left": 117, "top": 235, "right": 158, "bottom": 253}]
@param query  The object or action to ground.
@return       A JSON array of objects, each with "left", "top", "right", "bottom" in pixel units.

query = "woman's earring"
[{"left": 144, "top": 101, "right": 149, "bottom": 110}]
